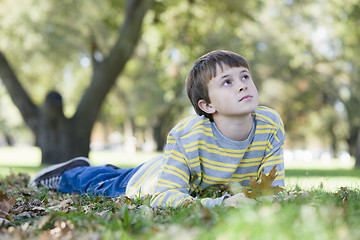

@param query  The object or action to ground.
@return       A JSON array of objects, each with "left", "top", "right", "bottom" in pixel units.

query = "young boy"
[{"left": 30, "top": 50, "right": 285, "bottom": 208}]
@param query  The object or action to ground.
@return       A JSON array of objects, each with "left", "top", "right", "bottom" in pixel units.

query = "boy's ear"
[{"left": 198, "top": 99, "right": 216, "bottom": 114}]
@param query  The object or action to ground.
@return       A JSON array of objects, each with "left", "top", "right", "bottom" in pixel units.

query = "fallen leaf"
[
  {"left": 0, "top": 191, "right": 16, "bottom": 219},
  {"left": 243, "top": 166, "right": 284, "bottom": 199},
  {"left": 335, "top": 187, "right": 350, "bottom": 209}
]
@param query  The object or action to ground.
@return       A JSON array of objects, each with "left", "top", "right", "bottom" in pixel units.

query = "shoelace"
[{"left": 40, "top": 176, "right": 61, "bottom": 190}]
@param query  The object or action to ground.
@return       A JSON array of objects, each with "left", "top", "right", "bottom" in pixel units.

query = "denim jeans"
[{"left": 58, "top": 164, "right": 143, "bottom": 197}]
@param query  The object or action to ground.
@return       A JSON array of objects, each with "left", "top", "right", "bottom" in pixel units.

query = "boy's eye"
[
  {"left": 241, "top": 75, "right": 249, "bottom": 81},
  {"left": 223, "top": 80, "right": 232, "bottom": 86}
]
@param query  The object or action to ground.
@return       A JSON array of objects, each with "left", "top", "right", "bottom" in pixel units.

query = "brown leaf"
[
  {"left": 243, "top": 166, "right": 284, "bottom": 199},
  {"left": 0, "top": 191, "right": 16, "bottom": 219}
]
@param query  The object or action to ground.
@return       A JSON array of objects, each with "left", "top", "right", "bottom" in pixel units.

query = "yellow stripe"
[
  {"left": 275, "top": 175, "right": 285, "bottom": 180},
  {"left": 240, "top": 157, "right": 262, "bottom": 163},
  {"left": 257, "top": 160, "right": 284, "bottom": 176},
  {"left": 186, "top": 145, "right": 245, "bottom": 157},
  {"left": 255, "top": 129, "right": 275, "bottom": 134},
  {"left": 258, "top": 106, "right": 285, "bottom": 129},
  {"left": 190, "top": 162, "right": 200, "bottom": 168},
  {"left": 164, "top": 190, "right": 184, "bottom": 205},
  {"left": 166, "top": 150, "right": 190, "bottom": 168},
  {"left": 164, "top": 163, "right": 189, "bottom": 179},
  {"left": 184, "top": 140, "right": 247, "bottom": 154},
  {"left": 266, "top": 154, "right": 283, "bottom": 162},
  {"left": 180, "top": 129, "right": 214, "bottom": 139},
  {"left": 157, "top": 183, "right": 176, "bottom": 189},
  {"left": 175, "top": 116, "right": 207, "bottom": 132},
  {"left": 202, "top": 177, "right": 228, "bottom": 185},
  {"left": 232, "top": 172, "right": 257, "bottom": 178},
  {"left": 174, "top": 116, "right": 198, "bottom": 132},
  {"left": 193, "top": 124, "right": 212, "bottom": 132},
  {"left": 167, "top": 139, "right": 176, "bottom": 144},
  {"left": 256, "top": 124, "right": 276, "bottom": 129},
  {"left": 276, "top": 170, "right": 285, "bottom": 176},
  {"left": 152, "top": 192, "right": 166, "bottom": 206},
  {"left": 163, "top": 168, "right": 189, "bottom": 185},
  {"left": 133, "top": 160, "right": 162, "bottom": 187},
  {"left": 185, "top": 141, "right": 267, "bottom": 156},
  {"left": 245, "top": 146, "right": 267, "bottom": 152},
  {"left": 200, "top": 156, "right": 239, "bottom": 168},
  {"left": 255, "top": 113, "right": 284, "bottom": 135},
  {"left": 158, "top": 178, "right": 183, "bottom": 188},
  {"left": 200, "top": 161, "right": 236, "bottom": 172},
  {"left": 200, "top": 198, "right": 207, "bottom": 204}
]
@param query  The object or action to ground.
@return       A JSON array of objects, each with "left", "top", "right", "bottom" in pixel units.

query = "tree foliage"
[
  {"left": 0, "top": 0, "right": 152, "bottom": 163},
  {"left": 1, "top": 0, "right": 360, "bottom": 166}
]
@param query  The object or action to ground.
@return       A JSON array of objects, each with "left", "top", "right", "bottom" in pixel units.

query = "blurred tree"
[
  {"left": 0, "top": 0, "right": 152, "bottom": 164},
  {"left": 251, "top": 0, "right": 360, "bottom": 167},
  {"left": 330, "top": 0, "right": 360, "bottom": 167},
  {"left": 112, "top": 0, "right": 263, "bottom": 149}
]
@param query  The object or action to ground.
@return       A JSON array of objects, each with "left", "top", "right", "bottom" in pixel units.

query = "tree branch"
[
  {"left": 74, "top": 0, "right": 152, "bottom": 129},
  {"left": 0, "top": 51, "right": 39, "bottom": 132}
]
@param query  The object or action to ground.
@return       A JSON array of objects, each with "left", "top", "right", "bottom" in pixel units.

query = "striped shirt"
[{"left": 126, "top": 106, "right": 285, "bottom": 208}]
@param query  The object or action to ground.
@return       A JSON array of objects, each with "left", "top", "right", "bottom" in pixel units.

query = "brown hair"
[{"left": 185, "top": 50, "right": 250, "bottom": 120}]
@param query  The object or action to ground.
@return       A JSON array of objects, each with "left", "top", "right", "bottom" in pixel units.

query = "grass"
[
  {"left": 1, "top": 178, "right": 360, "bottom": 239},
  {"left": 0, "top": 146, "right": 159, "bottom": 177},
  {"left": 1, "top": 146, "right": 360, "bottom": 239}
]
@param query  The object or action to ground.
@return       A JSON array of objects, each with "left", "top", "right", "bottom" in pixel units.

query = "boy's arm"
[
  {"left": 150, "top": 134, "right": 226, "bottom": 208},
  {"left": 257, "top": 120, "right": 286, "bottom": 187}
]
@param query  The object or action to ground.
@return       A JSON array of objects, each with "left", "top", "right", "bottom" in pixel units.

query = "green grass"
[
  {"left": 1, "top": 180, "right": 360, "bottom": 239},
  {"left": 1, "top": 146, "right": 360, "bottom": 239},
  {"left": 285, "top": 169, "right": 360, "bottom": 191}
]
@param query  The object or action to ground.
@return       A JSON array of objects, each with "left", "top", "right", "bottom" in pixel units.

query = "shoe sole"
[{"left": 29, "top": 157, "right": 90, "bottom": 187}]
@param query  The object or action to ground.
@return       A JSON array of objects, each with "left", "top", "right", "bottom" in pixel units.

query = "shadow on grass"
[{"left": 286, "top": 168, "right": 360, "bottom": 178}]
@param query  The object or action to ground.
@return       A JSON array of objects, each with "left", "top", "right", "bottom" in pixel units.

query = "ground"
[{"left": 1, "top": 147, "right": 360, "bottom": 239}]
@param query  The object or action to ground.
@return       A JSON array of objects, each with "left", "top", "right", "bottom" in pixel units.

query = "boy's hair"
[{"left": 185, "top": 50, "right": 250, "bottom": 120}]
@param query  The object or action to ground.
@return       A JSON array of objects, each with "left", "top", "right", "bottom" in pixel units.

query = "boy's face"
[{"left": 198, "top": 64, "right": 259, "bottom": 118}]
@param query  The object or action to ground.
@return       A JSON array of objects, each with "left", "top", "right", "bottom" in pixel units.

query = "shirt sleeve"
[
  {"left": 150, "top": 133, "right": 225, "bottom": 208},
  {"left": 257, "top": 115, "right": 286, "bottom": 187}
]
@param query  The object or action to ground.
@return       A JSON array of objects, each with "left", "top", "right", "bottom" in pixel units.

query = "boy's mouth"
[{"left": 239, "top": 95, "right": 252, "bottom": 102}]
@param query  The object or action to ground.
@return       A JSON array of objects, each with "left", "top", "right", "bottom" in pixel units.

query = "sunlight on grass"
[
  {"left": 0, "top": 146, "right": 41, "bottom": 166},
  {"left": 286, "top": 177, "right": 360, "bottom": 191}
]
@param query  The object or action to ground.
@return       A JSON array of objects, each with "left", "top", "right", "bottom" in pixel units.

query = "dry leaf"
[
  {"left": 335, "top": 187, "right": 349, "bottom": 209},
  {"left": 243, "top": 166, "right": 284, "bottom": 199},
  {"left": 0, "top": 191, "right": 16, "bottom": 219}
]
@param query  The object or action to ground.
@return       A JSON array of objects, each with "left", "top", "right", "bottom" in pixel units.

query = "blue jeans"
[{"left": 58, "top": 164, "right": 143, "bottom": 197}]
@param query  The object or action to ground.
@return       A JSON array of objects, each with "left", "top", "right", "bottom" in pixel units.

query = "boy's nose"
[{"left": 238, "top": 83, "right": 247, "bottom": 92}]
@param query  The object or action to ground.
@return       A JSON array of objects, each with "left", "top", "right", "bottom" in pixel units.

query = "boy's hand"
[{"left": 223, "top": 193, "right": 256, "bottom": 208}]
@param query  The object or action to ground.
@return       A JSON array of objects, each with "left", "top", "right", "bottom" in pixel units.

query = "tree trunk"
[
  {"left": 0, "top": 0, "right": 152, "bottom": 165},
  {"left": 347, "top": 125, "right": 360, "bottom": 168},
  {"left": 355, "top": 129, "right": 360, "bottom": 168},
  {"left": 329, "top": 123, "right": 338, "bottom": 158},
  {"left": 35, "top": 91, "right": 92, "bottom": 164}
]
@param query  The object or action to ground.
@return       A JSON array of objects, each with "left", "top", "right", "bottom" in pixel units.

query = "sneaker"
[{"left": 29, "top": 157, "right": 91, "bottom": 190}]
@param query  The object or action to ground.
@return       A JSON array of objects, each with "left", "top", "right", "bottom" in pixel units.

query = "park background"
[{"left": 1, "top": 0, "right": 360, "bottom": 191}]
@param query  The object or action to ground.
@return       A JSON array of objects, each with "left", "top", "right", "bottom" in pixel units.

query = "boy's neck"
[{"left": 212, "top": 114, "right": 253, "bottom": 141}]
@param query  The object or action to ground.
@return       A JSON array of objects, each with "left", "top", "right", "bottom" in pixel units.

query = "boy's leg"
[
  {"left": 58, "top": 164, "right": 143, "bottom": 197},
  {"left": 29, "top": 157, "right": 90, "bottom": 189}
]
